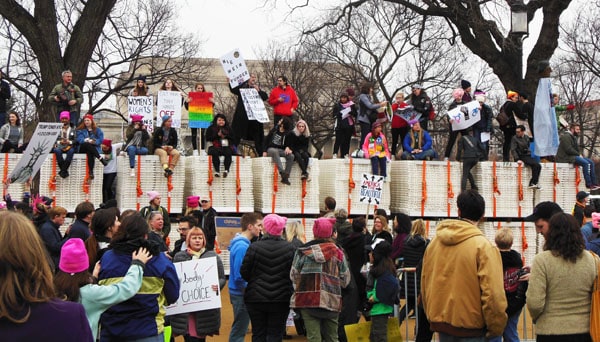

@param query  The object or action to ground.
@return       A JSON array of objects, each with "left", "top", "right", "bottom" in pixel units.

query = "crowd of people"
[{"left": 1, "top": 188, "right": 599, "bottom": 341}]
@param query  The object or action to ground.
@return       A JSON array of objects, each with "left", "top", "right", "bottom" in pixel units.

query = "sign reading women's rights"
[
  {"left": 240, "top": 88, "right": 269, "bottom": 123},
  {"left": 156, "top": 91, "right": 182, "bottom": 128},
  {"left": 127, "top": 96, "right": 154, "bottom": 131},
  {"left": 166, "top": 257, "right": 221, "bottom": 315},
  {"left": 8, "top": 123, "right": 62, "bottom": 184},
  {"left": 447, "top": 100, "right": 481, "bottom": 131},
  {"left": 221, "top": 49, "right": 250, "bottom": 88}
]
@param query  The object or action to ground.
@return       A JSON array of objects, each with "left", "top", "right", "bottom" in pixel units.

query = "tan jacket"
[{"left": 421, "top": 219, "right": 507, "bottom": 337}]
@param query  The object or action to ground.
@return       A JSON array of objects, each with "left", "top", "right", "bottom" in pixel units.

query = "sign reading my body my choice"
[{"left": 165, "top": 256, "right": 221, "bottom": 315}]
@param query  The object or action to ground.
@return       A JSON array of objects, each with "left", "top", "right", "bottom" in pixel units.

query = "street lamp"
[{"left": 510, "top": 2, "right": 529, "bottom": 90}]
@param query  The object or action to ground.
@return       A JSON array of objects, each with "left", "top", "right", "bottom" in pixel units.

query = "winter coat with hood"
[
  {"left": 421, "top": 219, "right": 507, "bottom": 338},
  {"left": 290, "top": 240, "right": 351, "bottom": 312},
  {"left": 400, "top": 234, "right": 429, "bottom": 297}
]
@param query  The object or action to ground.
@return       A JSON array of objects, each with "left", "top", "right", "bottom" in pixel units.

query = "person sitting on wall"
[{"left": 401, "top": 120, "right": 437, "bottom": 160}]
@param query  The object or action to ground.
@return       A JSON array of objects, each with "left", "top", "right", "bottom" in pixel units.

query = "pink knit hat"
[
  {"left": 187, "top": 196, "right": 200, "bottom": 208},
  {"left": 59, "top": 238, "right": 89, "bottom": 274},
  {"left": 131, "top": 114, "right": 144, "bottom": 123},
  {"left": 59, "top": 111, "right": 70, "bottom": 120},
  {"left": 263, "top": 214, "right": 287, "bottom": 236},
  {"left": 452, "top": 88, "right": 464, "bottom": 101},
  {"left": 593, "top": 212, "right": 600, "bottom": 229},
  {"left": 313, "top": 218, "right": 336, "bottom": 239},
  {"left": 147, "top": 191, "right": 160, "bottom": 202}
]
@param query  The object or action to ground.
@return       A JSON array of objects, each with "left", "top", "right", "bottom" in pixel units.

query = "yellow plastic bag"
[{"left": 344, "top": 317, "right": 403, "bottom": 341}]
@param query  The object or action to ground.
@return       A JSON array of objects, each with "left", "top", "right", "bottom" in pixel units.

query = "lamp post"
[{"left": 510, "top": 2, "right": 529, "bottom": 91}]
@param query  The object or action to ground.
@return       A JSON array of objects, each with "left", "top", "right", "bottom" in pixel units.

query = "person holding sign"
[
  {"left": 444, "top": 88, "right": 467, "bottom": 160},
  {"left": 361, "top": 121, "right": 391, "bottom": 180},
  {"left": 332, "top": 91, "right": 356, "bottom": 158},
  {"left": 230, "top": 72, "right": 269, "bottom": 156},
  {"left": 153, "top": 115, "right": 180, "bottom": 178},
  {"left": 124, "top": 114, "right": 151, "bottom": 177},
  {"left": 185, "top": 82, "right": 213, "bottom": 155},
  {"left": 171, "top": 227, "right": 226, "bottom": 342},
  {"left": 205, "top": 113, "right": 235, "bottom": 178},
  {"left": 129, "top": 75, "right": 151, "bottom": 96},
  {"left": 268, "top": 75, "right": 299, "bottom": 124}
]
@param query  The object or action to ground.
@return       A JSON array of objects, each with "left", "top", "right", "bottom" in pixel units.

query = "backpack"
[{"left": 496, "top": 103, "right": 510, "bottom": 127}]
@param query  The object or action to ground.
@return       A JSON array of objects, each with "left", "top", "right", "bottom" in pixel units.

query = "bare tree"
[{"left": 0, "top": 0, "right": 206, "bottom": 124}]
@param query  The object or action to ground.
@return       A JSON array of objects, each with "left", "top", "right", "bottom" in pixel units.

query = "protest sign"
[
  {"left": 187, "top": 92, "right": 213, "bottom": 129},
  {"left": 8, "top": 123, "right": 62, "bottom": 184},
  {"left": 359, "top": 173, "right": 384, "bottom": 205},
  {"left": 240, "top": 88, "right": 269, "bottom": 123},
  {"left": 447, "top": 100, "right": 481, "bottom": 131},
  {"left": 221, "top": 49, "right": 250, "bottom": 88},
  {"left": 127, "top": 96, "right": 154, "bottom": 132},
  {"left": 156, "top": 91, "right": 183, "bottom": 128},
  {"left": 165, "top": 257, "right": 221, "bottom": 315}
]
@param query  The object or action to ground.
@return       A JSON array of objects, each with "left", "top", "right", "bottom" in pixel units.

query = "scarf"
[{"left": 186, "top": 247, "right": 205, "bottom": 259}]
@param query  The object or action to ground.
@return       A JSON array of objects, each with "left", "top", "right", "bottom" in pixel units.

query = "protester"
[
  {"left": 205, "top": 113, "right": 235, "bottom": 178},
  {"left": 171, "top": 227, "right": 226, "bottom": 341},
  {"left": 263, "top": 117, "right": 294, "bottom": 185},
  {"left": 140, "top": 190, "right": 171, "bottom": 242},
  {"left": 85, "top": 207, "right": 120, "bottom": 271},
  {"left": 153, "top": 115, "right": 180, "bottom": 178},
  {"left": 48, "top": 70, "right": 83, "bottom": 125},
  {"left": 76, "top": 114, "right": 108, "bottom": 180},
  {"left": 527, "top": 213, "right": 596, "bottom": 341},
  {"left": 456, "top": 127, "right": 486, "bottom": 191},
  {"left": 0, "top": 211, "right": 93, "bottom": 341},
  {"left": 240, "top": 214, "right": 295, "bottom": 341},
  {"left": 53, "top": 111, "right": 77, "bottom": 178},
  {"left": 356, "top": 81, "right": 387, "bottom": 147},
  {"left": 54, "top": 238, "right": 151, "bottom": 341},
  {"left": 398, "top": 219, "right": 429, "bottom": 324},
  {"left": 184, "top": 82, "right": 214, "bottom": 155},
  {"left": 390, "top": 212, "right": 412, "bottom": 261},
  {"left": 362, "top": 121, "right": 391, "bottom": 180},
  {"left": 124, "top": 114, "right": 150, "bottom": 177},
  {"left": 332, "top": 91, "right": 356, "bottom": 158},
  {"left": 38, "top": 205, "right": 68, "bottom": 271},
  {"left": 129, "top": 75, "right": 151, "bottom": 96},
  {"left": 100, "top": 139, "right": 121, "bottom": 204},
  {"left": 230, "top": 72, "right": 269, "bottom": 156},
  {"left": 268, "top": 75, "right": 299, "bottom": 124},
  {"left": 286, "top": 119, "right": 312, "bottom": 180},
  {"left": 390, "top": 92, "right": 411, "bottom": 158},
  {"left": 511, "top": 124, "right": 542, "bottom": 189},
  {"left": 525, "top": 201, "right": 563, "bottom": 240},
  {"left": 98, "top": 213, "right": 179, "bottom": 341},
  {"left": 370, "top": 214, "right": 393, "bottom": 245}
]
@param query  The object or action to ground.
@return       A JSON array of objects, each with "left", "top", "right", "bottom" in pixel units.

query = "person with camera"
[
  {"left": 124, "top": 114, "right": 151, "bottom": 177},
  {"left": 48, "top": 70, "right": 83, "bottom": 126}
]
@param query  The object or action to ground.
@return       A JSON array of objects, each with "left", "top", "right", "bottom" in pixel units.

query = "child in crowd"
[{"left": 362, "top": 121, "right": 391, "bottom": 180}]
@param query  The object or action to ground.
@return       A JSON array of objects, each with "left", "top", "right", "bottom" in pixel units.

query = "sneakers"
[
  {"left": 301, "top": 173, "right": 308, "bottom": 180},
  {"left": 222, "top": 170, "right": 229, "bottom": 178},
  {"left": 164, "top": 168, "right": 173, "bottom": 178},
  {"left": 281, "top": 172, "right": 291, "bottom": 185},
  {"left": 99, "top": 157, "right": 109, "bottom": 166},
  {"left": 193, "top": 150, "right": 198, "bottom": 156},
  {"left": 88, "top": 173, "right": 94, "bottom": 180},
  {"left": 213, "top": 172, "right": 220, "bottom": 178},
  {"left": 529, "top": 183, "right": 542, "bottom": 190},
  {"left": 130, "top": 168, "right": 135, "bottom": 177},
  {"left": 590, "top": 184, "right": 600, "bottom": 191}
]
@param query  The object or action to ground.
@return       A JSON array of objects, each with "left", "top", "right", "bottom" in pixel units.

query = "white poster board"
[
  {"left": 447, "top": 100, "right": 481, "bottom": 131},
  {"left": 221, "top": 49, "right": 250, "bottom": 88},
  {"left": 359, "top": 173, "right": 384, "bottom": 205},
  {"left": 165, "top": 257, "right": 221, "bottom": 315},
  {"left": 240, "top": 88, "right": 270, "bottom": 123},
  {"left": 8, "top": 123, "right": 62, "bottom": 184},
  {"left": 128, "top": 96, "right": 155, "bottom": 133},
  {"left": 156, "top": 91, "right": 182, "bottom": 128}
]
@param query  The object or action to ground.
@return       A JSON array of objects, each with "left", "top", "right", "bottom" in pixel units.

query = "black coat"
[
  {"left": 400, "top": 235, "right": 428, "bottom": 298},
  {"left": 152, "top": 126, "right": 178, "bottom": 151},
  {"left": 230, "top": 82, "right": 268, "bottom": 142},
  {"left": 240, "top": 236, "right": 294, "bottom": 303}
]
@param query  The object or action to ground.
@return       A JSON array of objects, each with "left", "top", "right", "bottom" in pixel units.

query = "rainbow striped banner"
[{"left": 188, "top": 91, "right": 213, "bottom": 128}]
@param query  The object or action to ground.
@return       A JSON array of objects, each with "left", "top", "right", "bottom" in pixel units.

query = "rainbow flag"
[{"left": 188, "top": 91, "right": 213, "bottom": 128}]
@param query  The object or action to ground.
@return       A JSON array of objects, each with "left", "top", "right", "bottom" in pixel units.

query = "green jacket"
[
  {"left": 555, "top": 131, "right": 579, "bottom": 164},
  {"left": 48, "top": 82, "right": 83, "bottom": 113},
  {"left": 367, "top": 279, "right": 394, "bottom": 316}
]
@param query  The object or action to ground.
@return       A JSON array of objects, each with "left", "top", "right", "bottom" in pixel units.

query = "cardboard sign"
[
  {"left": 156, "top": 91, "right": 182, "bottom": 128},
  {"left": 165, "top": 257, "right": 221, "bottom": 315},
  {"left": 221, "top": 49, "right": 250, "bottom": 88},
  {"left": 215, "top": 216, "right": 242, "bottom": 250},
  {"left": 8, "top": 123, "right": 62, "bottom": 184},
  {"left": 359, "top": 173, "right": 384, "bottom": 205},
  {"left": 240, "top": 88, "right": 269, "bottom": 123},
  {"left": 447, "top": 100, "right": 481, "bottom": 131}
]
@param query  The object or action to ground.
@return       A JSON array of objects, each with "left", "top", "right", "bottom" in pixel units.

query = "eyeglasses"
[{"left": 201, "top": 200, "right": 209, "bottom": 203}]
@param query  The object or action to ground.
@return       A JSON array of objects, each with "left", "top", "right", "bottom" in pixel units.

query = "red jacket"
[{"left": 269, "top": 85, "right": 299, "bottom": 116}]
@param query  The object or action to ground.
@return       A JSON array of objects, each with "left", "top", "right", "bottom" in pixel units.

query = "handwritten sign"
[
  {"left": 8, "top": 123, "right": 62, "bottom": 184},
  {"left": 447, "top": 100, "right": 481, "bottom": 131},
  {"left": 221, "top": 49, "right": 250, "bottom": 88},
  {"left": 156, "top": 91, "right": 182, "bottom": 128},
  {"left": 166, "top": 257, "right": 221, "bottom": 315},
  {"left": 359, "top": 173, "right": 384, "bottom": 205},
  {"left": 187, "top": 92, "right": 213, "bottom": 129},
  {"left": 128, "top": 96, "right": 154, "bottom": 132},
  {"left": 240, "top": 88, "right": 269, "bottom": 123}
]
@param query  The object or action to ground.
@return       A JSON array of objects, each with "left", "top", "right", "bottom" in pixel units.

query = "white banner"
[
  {"left": 8, "top": 123, "right": 62, "bottom": 184},
  {"left": 240, "top": 88, "right": 270, "bottom": 123},
  {"left": 447, "top": 100, "right": 481, "bottom": 131},
  {"left": 359, "top": 173, "right": 384, "bottom": 205},
  {"left": 221, "top": 49, "right": 250, "bottom": 88},
  {"left": 165, "top": 257, "right": 221, "bottom": 316},
  {"left": 156, "top": 91, "right": 182, "bottom": 128}
]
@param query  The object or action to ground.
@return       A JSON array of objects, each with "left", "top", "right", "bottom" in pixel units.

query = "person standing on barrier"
[
  {"left": 489, "top": 228, "right": 528, "bottom": 342},
  {"left": 398, "top": 219, "right": 429, "bottom": 324},
  {"left": 511, "top": 124, "right": 542, "bottom": 189},
  {"left": 421, "top": 190, "right": 507, "bottom": 341}
]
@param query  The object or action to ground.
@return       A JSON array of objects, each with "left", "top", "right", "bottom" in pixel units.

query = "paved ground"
[{"left": 173, "top": 283, "right": 536, "bottom": 341}]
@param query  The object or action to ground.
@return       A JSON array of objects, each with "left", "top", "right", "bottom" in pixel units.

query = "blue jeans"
[
  {"left": 438, "top": 332, "right": 485, "bottom": 342},
  {"left": 489, "top": 308, "right": 521, "bottom": 342},
  {"left": 127, "top": 145, "right": 148, "bottom": 168},
  {"left": 401, "top": 149, "right": 436, "bottom": 160},
  {"left": 370, "top": 156, "right": 387, "bottom": 177},
  {"left": 229, "top": 294, "right": 250, "bottom": 342},
  {"left": 53, "top": 147, "right": 75, "bottom": 171},
  {"left": 574, "top": 156, "right": 597, "bottom": 186}
]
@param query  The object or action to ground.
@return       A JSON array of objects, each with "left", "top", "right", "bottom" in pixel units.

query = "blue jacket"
[
  {"left": 98, "top": 248, "right": 179, "bottom": 340},
  {"left": 76, "top": 127, "right": 104, "bottom": 154},
  {"left": 403, "top": 129, "right": 433, "bottom": 153},
  {"left": 228, "top": 234, "right": 251, "bottom": 296}
]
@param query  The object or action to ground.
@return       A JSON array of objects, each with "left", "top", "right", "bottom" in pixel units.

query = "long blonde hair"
[
  {"left": 284, "top": 220, "right": 306, "bottom": 243},
  {"left": 0, "top": 211, "right": 56, "bottom": 323},
  {"left": 410, "top": 219, "right": 426, "bottom": 238}
]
